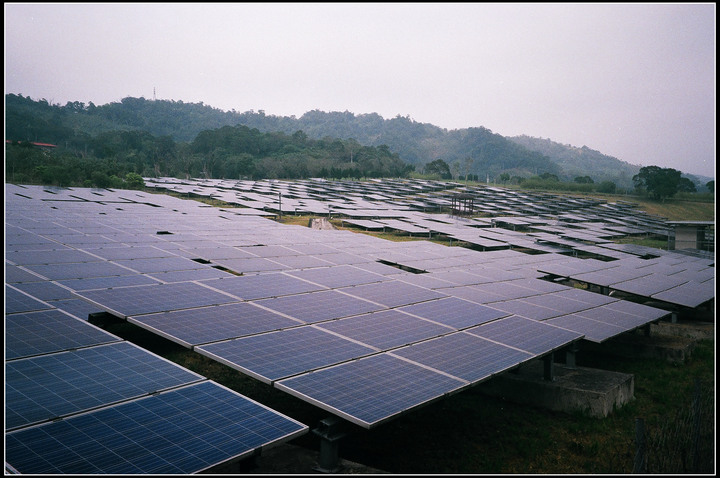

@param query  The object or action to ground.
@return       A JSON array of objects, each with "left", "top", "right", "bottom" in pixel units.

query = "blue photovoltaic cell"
[
  {"left": 6, "top": 309, "right": 121, "bottom": 360},
  {"left": 276, "top": 353, "right": 465, "bottom": 428},
  {"left": 545, "top": 314, "right": 626, "bottom": 343},
  {"left": 5, "top": 381, "right": 308, "bottom": 474},
  {"left": 147, "top": 267, "right": 236, "bottom": 283},
  {"left": 603, "top": 300, "right": 670, "bottom": 321},
  {"left": 651, "top": 280, "right": 715, "bottom": 308},
  {"left": 398, "top": 297, "right": 509, "bottom": 329},
  {"left": 59, "top": 274, "right": 162, "bottom": 291},
  {"left": 212, "top": 257, "right": 288, "bottom": 273},
  {"left": 256, "top": 289, "right": 385, "bottom": 324},
  {"left": 6, "top": 285, "right": 54, "bottom": 314},
  {"left": 5, "top": 263, "right": 45, "bottom": 283},
  {"left": 75, "top": 282, "right": 241, "bottom": 317},
  {"left": 202, "top": 272, "right": 327, "bottom": 300},
  {"left": 547, "top": 288, "right": 620, "bottom": 307},
  {"left": 6, "top": 249, "right": 104, "bottom": 265},
  {"left": 130, "top": 302, "right": 303, "bottom": 348},
  {"left": 11, "top": 281, "right": 76, "bottom": 301},
  {"left": 393, "top": 332, "right": 534, "bottom": 382},
  {"left": 317, "top": 309, "right": 453, "bottom": 350},
  {"left": 23, "top": 261, "right": 136, "bottom": 281},
  {"left": 113, "top": 256, "right": 210, "bottom": 273},
  {"left": 485, "top": 299, "right": 565, "bottom": 320},
  {"left": 574, "top": 305, "right": 651, "bottom": 330},
  {"left": 286, "top": 264, "right": 387, "bottom": 288},
  {"left": 465, "top": 315, "right": 584, "bottom": 355},
  {"left": 197, "top": 326, "right": 376, "bottom": 383},
  {"left": 6, "top": 341, "right": 204, "bottom": 430},
  {"left": 339, "top": 280, "right": 447, "bottom": 308},
  {"left": 46, "top": 298, "right": 104, "bottom": 320}
]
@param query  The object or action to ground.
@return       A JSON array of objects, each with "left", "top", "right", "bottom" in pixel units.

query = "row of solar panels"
[
  {"left": 5, "top": 182, "right": 710, "bottom": 473},
  {"left": 143, "top": 177, "right": 673, "bottom": 245},
  {"left": 143, "top": 177, "right": 667, "bottom": 229}
]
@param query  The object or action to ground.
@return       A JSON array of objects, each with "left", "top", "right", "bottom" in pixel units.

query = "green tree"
[
  {"left": 677, "top": 177, "right": 697, "bottom": 193},
  {"left": 425, "top": 159, "right": 452, "bottom": 179},
  {"left": 596, "top": 180, "right": 616, "bottom": 193},
  {"left": 632, "top": 166, "right": 684, "bottom": 200},
  {"left": 574, "top": 175, "right": 594, "bottom": 184},
  {"left": 705, "top": 180, "right": 714, "bottom": 193},
  {"left": 125, "top": 172, "right": 145, "bottom": 189}
]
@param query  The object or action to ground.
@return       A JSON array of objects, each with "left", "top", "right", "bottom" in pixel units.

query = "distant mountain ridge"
[{"left": 6, "top": 94, "right": 710, "bottom": 188}]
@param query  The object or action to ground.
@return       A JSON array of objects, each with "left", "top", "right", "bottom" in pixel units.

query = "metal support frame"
[{"left": 312, "top": 416, "right": 346, "bottom": 473}]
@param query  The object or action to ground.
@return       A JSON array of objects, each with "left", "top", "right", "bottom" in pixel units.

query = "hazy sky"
[{"left": 5, "top": 3, "right": 716, "bottom": 177}]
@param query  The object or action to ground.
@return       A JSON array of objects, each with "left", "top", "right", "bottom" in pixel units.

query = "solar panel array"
[
  {"left": 5, "top": 186, "right": 311, "bottom": 473},
  {"left": 6, "top": 181, "right": 711, "bottom": 437}
]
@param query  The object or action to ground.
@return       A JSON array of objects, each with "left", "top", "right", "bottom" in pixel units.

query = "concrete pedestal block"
[{"left": 479, "top": 361, "right": 634, "bottom": 418}]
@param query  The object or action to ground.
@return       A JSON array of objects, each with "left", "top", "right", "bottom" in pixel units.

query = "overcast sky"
[{"left": 5, "top": 3, "right": 716, "bottom": 177}]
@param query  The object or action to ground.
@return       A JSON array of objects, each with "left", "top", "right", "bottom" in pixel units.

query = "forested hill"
[
  {"left": 507, "top": 135, "right": 642, "bottom": 190},
  {"left": 5, "top": 93, "right": 671, "bottom": 187}
]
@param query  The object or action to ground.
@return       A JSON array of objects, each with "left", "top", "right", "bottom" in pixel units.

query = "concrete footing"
[
  {"left": 583, "top": 330, "right": 699, "bottom": 364},
  {"left": 479, "top": 360, "right": 634, "bottom": 418}
]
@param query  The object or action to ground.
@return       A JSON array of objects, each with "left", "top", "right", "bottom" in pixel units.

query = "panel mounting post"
[
  {"left": 543, "top": 353, "right": 555, "bottom": 381},
  {"left": 565, "top": 342, "right": 579, "bottom": 369},
  {"left": 312, "top": 416, "right": 346, "bottom": 473}
]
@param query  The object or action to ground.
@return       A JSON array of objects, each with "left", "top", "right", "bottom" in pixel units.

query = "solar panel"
[
  {"left": 112, "top": 256, "right": 211, "bottom": 274},
  {"left": 6, "top": 309, "right": 121, "bottom": 360},
  {"left": 316, "top": 309, "right": 453, "bottom": 350},
  {"left": 75, "top": 282, "right": 241, "bottom": 317},
  {"left": 651, "top": 280, "right": 715, "bottom": 308},
  {"left": 339, "top": 280, "right": 448, "bottom": 308},
  {"left": 603, "top": 300, "right": 671, "bottom": 321},
  {"left": 398, "top": 297, "right": 510, "bottom": 329},
  {"left": 6, "top": 249, "right": 104, "bottom": 265},
  {"left": 147, "top": 267, "right": 236, "bottom": 283},
  {"left": 393, "top": 331, "right": 535, "bottom": 382},
  {"left": 275, "top": 353, "right": 465, "bottom": 428},
  {"left": 466, "top": 315, "right": 584, "bottom": 354},
  {"left": 255, "top": 289, "right": 386, "bottom": 324},
  {"left": 196, "top": 326, "right": 377, "bottom": 383},
  {"left": 574, "top": 305, "right": 653, "bottom": 329},
  {"left": 610, "top": 272, "right": 691, "bottom": 296},
  {"left": 5, "top": 381, "right": 308, "bottom": 474},
  {"left": 46, "top": 298, "right": 104, "bottom": 320},
  {"left": 212, "top": 257, "right": 289, "bottom": 273},
  {"left": 129, "top": 302, "right": 304, "bottom": 348},
  {"left": 545, "top": 314, "right": 628, "bottom": 343},
  {"left": 6, "top": 284, "right": 55, "bottom": 314},
  {"left": 288, "top": 266, "right": 386, "bottom": 288},
  {"left": 202, "top": 272, "right": 327, "bottom": 300},
  {"left": 58, "top": 274, "right": 162, "bottom": 291},
  {"left": 23, "top": 261, "right": 136, "bottom": 281},
  {"left": 6, "top": 341, "right": 205, "bottom": 430},
  {"left": 11, "top": 281, "right": 75, "bottom": 301}
]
